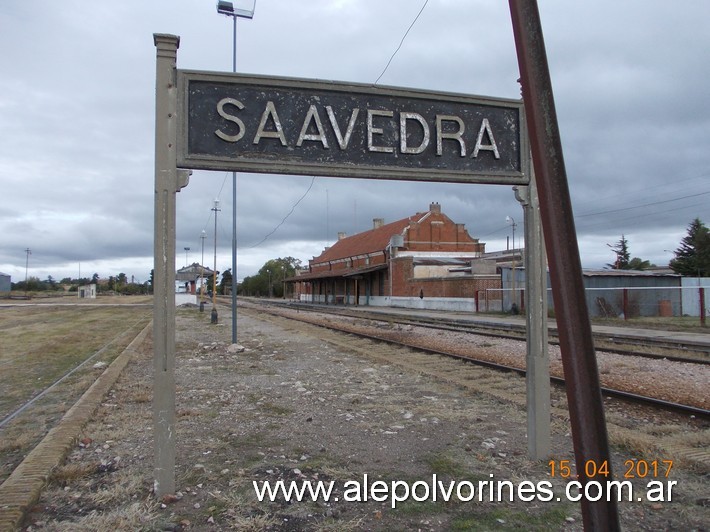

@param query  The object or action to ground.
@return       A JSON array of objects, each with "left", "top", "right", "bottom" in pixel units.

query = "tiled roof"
[
  {"left": 287, "top": 263, "right": 388, "bottom": 282},
  {"left": 312, "top": 213, "right": 426, "bottom": 264}
]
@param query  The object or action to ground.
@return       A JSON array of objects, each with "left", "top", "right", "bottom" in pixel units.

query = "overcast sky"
[{"left": 1, "top": 0, "right": 708, "bottom": 283}]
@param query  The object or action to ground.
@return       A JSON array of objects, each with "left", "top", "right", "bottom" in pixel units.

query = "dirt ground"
[{"left": 23, "top": 305, "right": 709, "bottom": 531}]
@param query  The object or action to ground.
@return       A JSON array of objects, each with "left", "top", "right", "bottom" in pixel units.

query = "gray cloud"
[{"left": 1, "top": 0, "right": 708, "bottom": 282}]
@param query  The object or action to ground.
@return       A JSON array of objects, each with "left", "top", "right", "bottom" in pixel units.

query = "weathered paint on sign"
[{"left": 177, "top": 71, "right": 528, "bottom": 184}]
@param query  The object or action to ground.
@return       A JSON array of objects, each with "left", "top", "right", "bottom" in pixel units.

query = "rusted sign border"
[{"left": 176, "top": 70, "right": 530, "bottom": 185}]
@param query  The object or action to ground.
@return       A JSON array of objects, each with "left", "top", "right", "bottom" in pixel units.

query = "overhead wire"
[
  {"left": 573, "top": 168, "right": 710, "bottom": 234},
  {"left": 245, "top": 176, "right": 317, "bottom": 248},
  {"left": 576, "top": 190, "right": 710, "bottom": 218},
  {"left": 373, "top": 0, "right": 429, "bottom": 85},
  {"left": 242, "top": 1, "right": 430, "bottom": 250}
]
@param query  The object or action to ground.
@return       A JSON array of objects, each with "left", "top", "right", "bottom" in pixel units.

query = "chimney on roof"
[
  {"left": 429, "top": 202, "right": 441, "bottom": 214},
  {"left": 337, "top": 232, "right": 347, "bottom": 240},
  {"left": 373, "top": 218, "right": 384, "bottom": 229}
]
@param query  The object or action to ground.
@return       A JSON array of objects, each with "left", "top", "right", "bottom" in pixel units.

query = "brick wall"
[{"left": 390, "top": 256, "right": 501, "bottom": 298}]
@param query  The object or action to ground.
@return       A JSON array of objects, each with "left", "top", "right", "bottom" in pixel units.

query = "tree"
[
  {"left": 669, "top": 218, "right": 710, "bottom": 277},
  {"left": 606, "top": 235, "right": 653, "bottom": 271},
  {"left": 260, "top": 257, "right": 302, "bottom": 298},
  {"left": 606, "top": 235, "right": 630, "bottom": 269},
  {"left": 219, "top": 268, "right": 232, "bottom": 295},
  {"left": 627, "top": 257, "right": 652, "bottom": 271},
  {"left": 238, "top": 257, "right": 303, "bottom": 298},
  {"left": 115, "top": 273, "right": 128, "bottom": 293}
]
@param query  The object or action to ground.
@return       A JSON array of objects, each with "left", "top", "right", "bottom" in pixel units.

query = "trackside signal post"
[{"left": 154, "top": 3, "right": 614, "bottom": 525}]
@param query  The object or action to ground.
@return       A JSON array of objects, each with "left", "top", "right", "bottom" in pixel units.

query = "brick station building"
[{"left": 288, "top": 202, "right": 501, "bottom": 311}]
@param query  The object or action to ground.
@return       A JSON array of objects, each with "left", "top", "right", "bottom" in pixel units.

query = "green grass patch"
[{"left": 425, "top": 452, "right": 471, "bottom": 478}]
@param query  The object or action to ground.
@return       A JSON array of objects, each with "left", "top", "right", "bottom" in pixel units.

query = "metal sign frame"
[
  {"left": 158, "top": 4, "right": 617, "bottom": 524},
  {"left": 154, "top": 34, "right": 548, "bottom": 509},
  {"left": 177, "top": 70, "right": 529, "bottom": 185}
]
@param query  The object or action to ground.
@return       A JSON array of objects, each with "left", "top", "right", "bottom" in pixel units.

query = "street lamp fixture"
[{"left": 217, "top": 0, "right": 254, "bottom": 20}]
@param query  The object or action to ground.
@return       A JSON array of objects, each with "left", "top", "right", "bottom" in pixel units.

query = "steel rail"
[
  {"left": 243, "top": 302, "right": 709, "bottom": 420},
  {"left": 244, "top": 299, "right": 710, "bottom": 365},
  {"left": 0, "top": 317, "right": 149, "bottom": 430}
]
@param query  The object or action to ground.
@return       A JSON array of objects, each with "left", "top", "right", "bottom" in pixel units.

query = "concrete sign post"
[{"left": 515, "top": 178, "right": 550, "bottom": 460}]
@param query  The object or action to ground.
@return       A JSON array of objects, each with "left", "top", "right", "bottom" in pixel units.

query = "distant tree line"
[
  {"left": 237, "top": 256, "right": 302, "bottom": 297},
  {"left": 11, "top": 271, "right": 151, "bottom": 294},
  {"left": 607, "top": 217, "right": 709, "bottom": 276}
]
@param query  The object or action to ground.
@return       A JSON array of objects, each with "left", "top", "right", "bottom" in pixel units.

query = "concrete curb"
[{"left": 0, "top": 322, "right": 152, "bottom": 532}]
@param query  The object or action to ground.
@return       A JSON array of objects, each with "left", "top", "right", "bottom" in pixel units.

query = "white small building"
[{"left": 78, "top": 284, "right": 97, "bottom": 299}]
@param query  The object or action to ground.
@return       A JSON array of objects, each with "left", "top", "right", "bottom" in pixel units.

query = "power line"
[
  {"left": 373, "top": 0, "right": 429, "bottom": 85},
  {"left": 579, "top": 170, "right": 709, "bottom": 205},
  {"left": 201, "top": 3, "right": 431, "bottom": 257},
  {"left": 578, "top": 199, "right": 710, "bottom": 230},
  {"left": 245, "top": 176, "right": 317, "bottom": 248},
  {"left": 577, "top": 190, "right": 710, "bottom": 218}
]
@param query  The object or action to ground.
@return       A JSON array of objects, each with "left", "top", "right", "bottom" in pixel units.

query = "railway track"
[
  {"left": 0, "top": 317, "right": 149, "bottom": 430},
  {"left": 245, "top": 298, "right": 710, "bottom": 365},
  {"left": 239, "top": 299, "right": 709, "bottom": 419}
]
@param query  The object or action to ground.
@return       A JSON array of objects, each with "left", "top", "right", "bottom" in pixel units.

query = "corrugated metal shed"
[{"left": 0, "top": 272, "right": 10, "bottom": 293}]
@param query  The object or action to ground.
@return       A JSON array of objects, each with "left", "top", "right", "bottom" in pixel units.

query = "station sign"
[{"left": 177, "top": 71, "right": 528, "bottom": 185}]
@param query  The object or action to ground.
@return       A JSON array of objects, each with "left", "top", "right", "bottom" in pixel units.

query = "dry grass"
[
  {"left": 50, "top": 462, "right": 100, "bottom": 485},
  {"left": 223, "top": 513, "right": 279, "bottom": 531},
  {"left": 47, "top": 501, "right": 160, "bottom": 531},
  {"left": 0, "top": 305, "right": 150, "bottom": 416},
  {"left": 88, "top": 469, "right": 148, "bottom": 506},
  {"left": 0, "top": 304, "right": 151, "bottom": 484}
]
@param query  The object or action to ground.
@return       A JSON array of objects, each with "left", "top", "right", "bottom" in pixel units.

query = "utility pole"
[
  {"left": 24, "top": 248, "right": 31, "bottom": 295},
  {"left": 211, "top": 199, "right": 220, "bottom": 324},
  {"left": 506, "top": 216, "right": 517, "bottom": 312},
  {"left": 200, "top": 230, "right": 206, "bottom": 312}
]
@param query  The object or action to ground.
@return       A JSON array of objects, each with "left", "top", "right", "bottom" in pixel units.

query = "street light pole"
[
  {"left": 24, "top": 248, "right": 31, "bottom": 295},
  {"left": 211, "top": 199, "right": 220, "bottom": 324},
  {"left": 200, "top": 230, "right": 206, "bottom": 311},
  {"left": 184, "top": 247, "right": 190, "bottom": 267},
  {"left": 217, "top": 0, "right": 254, "bottom": 344}
]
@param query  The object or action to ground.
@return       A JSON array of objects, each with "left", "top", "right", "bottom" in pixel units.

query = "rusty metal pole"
[{"left": 508, "top": 2, "right": 620, "bottom": 530}]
